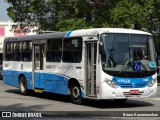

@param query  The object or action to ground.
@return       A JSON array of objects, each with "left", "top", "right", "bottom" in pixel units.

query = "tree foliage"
[{"left": 5, "top": 0, "right": 160, "bottom": 38}]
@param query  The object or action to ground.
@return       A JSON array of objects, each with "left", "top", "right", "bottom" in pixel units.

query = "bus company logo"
[
  {"left": 117, "top": 79, "right": 130, "bottom": 83},
  {"left": 46, "top": 65, "right": 74, "bottom": 70},
  {"left": 46, "top": 65, "right": 57, "bottom": 69}
]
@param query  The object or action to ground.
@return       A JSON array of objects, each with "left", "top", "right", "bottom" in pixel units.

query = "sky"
[{"left": 0, "top": 0, "right": 11, "bottom": 20}]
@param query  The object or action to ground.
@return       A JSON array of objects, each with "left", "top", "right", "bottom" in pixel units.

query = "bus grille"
[
  {"left": 123, "top": 91, "right": 144, "bottom": 97},
  {"left": 119, "top": 83, "right": 147, "bottom": 88}
]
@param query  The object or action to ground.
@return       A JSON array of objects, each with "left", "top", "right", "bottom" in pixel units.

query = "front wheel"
[
  {"left": 70, "top": 83, "right": 82, "bottom": 104},
  {"left": 19, "top": 76, "right": 28, "bottom": 95}
]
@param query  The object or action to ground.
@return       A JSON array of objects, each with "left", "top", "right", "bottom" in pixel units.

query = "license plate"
[{"left": 130, "top": 90, "right": 139, "bottom": 94}]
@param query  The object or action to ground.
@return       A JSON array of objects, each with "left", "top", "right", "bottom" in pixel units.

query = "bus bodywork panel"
[
  {"left": 35, "top": 72, "right": 69, "bottom": 95},
  {"left": 3, "top": 61, "right": 85, "bottom": 96},
  {"left": 97, "top": 68, "right": 157, "bottom": 99},
  {"left": 100, "top": 78, "right": 157, "bottom": 99},
  {"left": 3, "top": 70, "right": 32, "bottom": 89},
  {"left": 3, "top": 69, "right": 85, "bottom": 96},
  {"left": 3, "top": 61, "right": 32, "bottom": 88}
]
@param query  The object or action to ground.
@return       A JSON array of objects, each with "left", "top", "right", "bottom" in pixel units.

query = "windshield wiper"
[
  {"left": 139, "top": 60, "right": 149, "bottom": 75},
  {"left": 118, "top": 58, "right": 131, "bottom": 75}
]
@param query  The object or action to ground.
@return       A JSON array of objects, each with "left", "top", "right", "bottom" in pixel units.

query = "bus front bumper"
[{"left": 98, "top": 82, "right": 157, "bottom": 99}]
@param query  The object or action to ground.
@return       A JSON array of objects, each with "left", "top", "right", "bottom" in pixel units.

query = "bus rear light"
[{"left": 105, "top": 79, "right": 119, "bottom": 88}]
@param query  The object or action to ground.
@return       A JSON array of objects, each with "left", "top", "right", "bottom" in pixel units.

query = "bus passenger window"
[
  {"left": 22, "top": 41, "right": 32, "bottom": 62},
  {"left": 12, "top": 42, "right": 21, "bottom": 61},
  {"left": 63, "top": 37, "right": 82, "bottom": 63},
  {"left": 46, "top": 39, "right": 62, "bottom": 62},
  {"left": 5, "top": 43, "right": 13, "bottom": 61}
]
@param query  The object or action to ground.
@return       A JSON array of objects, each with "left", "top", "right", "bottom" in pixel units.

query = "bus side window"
[
  {"left": 5, "top": 43, "right": 12, "bottom": 61},
  {"left": 47, "top": 52, "right": 54, "bottom": 61},
  {"left": 22, "top": 41, "right": 32, "bottom": 62},
  {"left": 46, "top": 39, "right": 62, "bottom": 62},
  {"left": 63, "top": 37, "right": 82, "bottom": 63},
  {"left": 12, "top": 42, "right": 21, "bottom": 61}
]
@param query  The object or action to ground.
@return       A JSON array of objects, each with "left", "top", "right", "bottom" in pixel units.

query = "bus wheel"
[
  {"left": 114, "top": 99, "right": 127, "bottom": 103},
  {"left": 19, "top": 76, "right": 28, "bottom": 95},
  {"left": 70, "top": 83, "right": 82, "bottom": 104}
]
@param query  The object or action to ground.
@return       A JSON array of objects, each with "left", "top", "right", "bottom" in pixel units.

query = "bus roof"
[
  {"left": 4, "top": 32, "right": 66, "bottom": 42},
  {"left": 65, "top": 28, "right": 151, "bottom": 37},
  {"left": 4, "top": 28, "right": 151, "bottom": 42}
]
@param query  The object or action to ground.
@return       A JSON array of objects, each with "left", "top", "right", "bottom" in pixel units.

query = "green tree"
[
  {"left": 6, "top": 0, "right": 120, "bottom": 31},
  {"left": 5, "top": 0, "right": 160, "bottom": 36},
  {"left": 7, "top": 0, "right": 55, "bottom": 30},
  {"left": 142, "top": 0, "right": 160, "bottom": 48},
  {"left": 110, "top": 0, "right": 153, "bottom": 29}
]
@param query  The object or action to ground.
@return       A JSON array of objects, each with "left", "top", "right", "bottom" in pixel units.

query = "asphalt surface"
[{"left": 0, "top": 80, "right": 160, "bottom": 120}]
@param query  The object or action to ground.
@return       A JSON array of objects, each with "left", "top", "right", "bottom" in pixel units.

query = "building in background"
[{"left": 0, "top": 20, "right": 38, "bottom": 65}]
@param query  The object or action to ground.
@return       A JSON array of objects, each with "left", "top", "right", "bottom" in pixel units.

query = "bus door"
[
  {"left": 86, "top": 42, "right": 97, "bottom": 97},
  {"left": 32, "top": 41, "right": 46, "bottom": 89}
]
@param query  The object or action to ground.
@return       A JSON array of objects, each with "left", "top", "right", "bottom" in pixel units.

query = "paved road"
[{"left": 0, "top": 80, "right": 160, "bottom": 120}]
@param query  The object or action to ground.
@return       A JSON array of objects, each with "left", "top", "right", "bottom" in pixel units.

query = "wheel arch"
[{"left": 68, "top": 78, "right": 81, "bottom": 95}]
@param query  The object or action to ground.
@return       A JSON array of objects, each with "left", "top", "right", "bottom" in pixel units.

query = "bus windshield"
[{"left": 101, "top": 33, "right": 156, "bottom": 74}]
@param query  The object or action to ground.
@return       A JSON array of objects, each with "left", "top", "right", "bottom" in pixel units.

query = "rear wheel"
[
  {"left": 19, "top": 76, "right": 28, "bottom": 95},
  {"left": 70, "top": 83, "right": 82, "bottom": 104}
]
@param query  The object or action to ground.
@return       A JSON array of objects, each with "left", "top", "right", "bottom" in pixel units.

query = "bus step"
[
  {"left": 85, "top": 96, "right": 97, "bottom": 99},
  {"left": 34, "top": 89, "right": 44, "bottom": 93}
]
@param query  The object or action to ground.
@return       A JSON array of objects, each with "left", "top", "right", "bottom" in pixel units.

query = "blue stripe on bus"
[
  {"left": 112, "top": 76, "right": 152, "bottom": 88},
  {"left": 3, "top": 70, "right": 85, "bottom": 97},
  {"left": 65, "top": 31, "right": 73, "bottom": 37},
  {"left": 3, "top": 70, "right": 33, "bottom": 89}
]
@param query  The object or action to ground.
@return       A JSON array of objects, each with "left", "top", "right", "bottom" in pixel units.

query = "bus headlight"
[
  {"left": 105, "top": 79, "right": 119, "bottom": 88},
  {"left": 147, "top": 78, "right": 157, "bottom": 87}
]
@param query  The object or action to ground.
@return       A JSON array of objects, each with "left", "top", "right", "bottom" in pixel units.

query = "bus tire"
[
  {"left": 114, "top": 99, "right": 127, "bottom": 103},
  {"left": 19, "top": 76, "right": 28, "bottom": 95},
  {"left": 70, "top": 83, "right": 82, "bottom": 104}
]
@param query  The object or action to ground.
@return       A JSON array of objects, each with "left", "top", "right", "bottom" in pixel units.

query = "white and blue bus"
[{"left": 3, "top": 28, "right": 157, "bottom": 104}]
